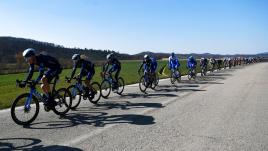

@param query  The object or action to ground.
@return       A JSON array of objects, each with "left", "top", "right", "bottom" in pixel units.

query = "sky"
[{"left": 0, "top": 0, "right": 268, "bottom": 55}]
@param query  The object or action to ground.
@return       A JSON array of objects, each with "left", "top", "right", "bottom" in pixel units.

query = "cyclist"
[
  {"left": 103, "top": 53, "right": 121, "bottom": 89},
  {"left": 21, "top": 48, "right": 62, "bottom": 108},
  {"left": 210, "top": 58, "right": 217, "bottom": 71},
  {"left": 68, "top": 54, "right": 95, "bottom": 96},
  {"left": 187, "top": 56, "right": 197, "bottom": 72},
  {"left": 168, "top": 52, "right": 180, "bottom": 77},
  {"left": 168, "top": 52, "right": 180, "bottom": 70},
  {"left": 200, "top": 57, "right": 208, "bottom": 71},
  {"left": 138, "top": 54, "right": 158, "bottom": 77}
]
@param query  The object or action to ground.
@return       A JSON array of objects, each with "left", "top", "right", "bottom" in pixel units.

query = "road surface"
[{"left": 0, "top": 63, "right": 267, "bottom": 151}]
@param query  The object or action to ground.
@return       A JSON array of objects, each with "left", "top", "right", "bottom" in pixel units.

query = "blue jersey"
[
  {"left": 168, "top": 56, "right": 180, "bottom": 69},
  {"left": 187, "top": 58, "right": 197, "bottom": 69},
  {"left": 139, "top": 57, "right": 157, "bottom": 73}
]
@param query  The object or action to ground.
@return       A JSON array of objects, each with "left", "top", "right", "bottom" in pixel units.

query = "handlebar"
[{"left": 16, "top": 80, "right": 40, "bottom": 88}]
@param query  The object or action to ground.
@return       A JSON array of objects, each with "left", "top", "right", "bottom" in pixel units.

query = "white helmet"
[
  {"left": 107, "top": 53, "right": 114, "bottom": 60},
  {"left": 72, "top": 54, "right": 80, "bottom": 60},
  {"left": 22, "top": 48, "right": 35, "bottom": 58},
  {"left": 144, "top": 54, "right": 149, "bottom": 60}
]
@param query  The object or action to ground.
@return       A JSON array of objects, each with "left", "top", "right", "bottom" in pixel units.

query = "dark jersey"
[
  {"left": 104, "top": 58, "right": 121, "bottom": 73},
  {"left": 25, "top": 54, "right": 61, "bottom": 81},
  {"left": 70, "top": 59, "right": 94, "bottom": 79}
]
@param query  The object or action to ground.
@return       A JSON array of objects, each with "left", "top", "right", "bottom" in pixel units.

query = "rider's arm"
[
  {"left": 168, "top": 58, "right": 172, "bottom": 69},
  {"left": 187, "top": 61, "right": 190, "bottom": 68},
  {"left": 70, "top": 62, "right": 78, "bottom": 79},
  {"left": 138, "top": 62, "right": 144, "bottom": 72},
  {"left": 25, "top": 64, "right": 35, "bottom": 82},
  {"left": 79, "top": 62, "right": 86, "bottom": 79},
  {"left": 104, "top": 62, "right": 110, "bottom": 73},
  {"left": 35, "top": 64, "right": 45, "bottom": 82}
]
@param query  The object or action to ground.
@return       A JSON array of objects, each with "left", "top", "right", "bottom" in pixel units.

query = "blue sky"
[{"left": 0, "top": 0, "right": 267, "bottom": 54}]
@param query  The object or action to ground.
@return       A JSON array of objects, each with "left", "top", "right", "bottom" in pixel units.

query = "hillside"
[{"left": 0, "top": 36, "right": 132, "bottom": 65}]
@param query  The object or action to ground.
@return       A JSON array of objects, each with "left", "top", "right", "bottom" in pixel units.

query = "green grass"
[{"left": 0, "top": 60, "right": 203, "bottom": 110}]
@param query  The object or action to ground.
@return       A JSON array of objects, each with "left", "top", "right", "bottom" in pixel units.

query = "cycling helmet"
[
  {"left": 107, "top": 53, "right": 114, "bottom": 60},
  {"left": 72, "top": 54, "right": 81, "bottom": 60},
  {"left": 189, "top": 56, "right": 193, "bottom": 60},
  {"left": 171, "top": 52, "right": 175, "bottom": 57},
  {"left": 144, "top": 54, "right": 149, "bottom": 60},
  {"left": 22, "top": 48, "right": 35, "bottom": 58}
]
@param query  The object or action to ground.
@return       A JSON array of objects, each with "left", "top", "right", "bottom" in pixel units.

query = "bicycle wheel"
[
  {"left": 52, "top": 88, "right": 72, "bottom": 115},
  {"left": 139, "top": 76, "right": 147, "bottom": 93},
  {"left": 89, "top": 82, "right": 101, "bottom": 104},
  {"left": 67, "top": 85, "right": 82, "bottom": 110},
  {"left": 100, "top": 79, "right": 111, "bottom": 99},
  {"left": 201, "top": 69, "right": 204, "bottom": 77},
  {"left": 176, "top": 71, "right": 181, "bottom": 83},
  {"left": 11, "top": 93, "right": 40, "bottom": 125},
  {"left": 187, "top": 71, "right": 192, "bottom": 80},
  {"left": 116, "top": 77, "right": 125, "bottom": 95},
  {"left": 170, "top": 72, "right": 176, "bottom": 84}
]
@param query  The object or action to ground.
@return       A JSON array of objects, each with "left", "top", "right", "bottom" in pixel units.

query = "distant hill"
[
  {"left": 257, "top": 52, "right": 268, "bottom": 57},
  {"left": 0, "top": 36, "right": 132, "bottom": 66}
]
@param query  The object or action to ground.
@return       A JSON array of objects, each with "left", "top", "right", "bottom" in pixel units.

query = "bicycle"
[
  {"left": 100, "top": 72, "right": 125, "bottom": 98},
  {"left": 66, "top": 77, "right": 101, "bottom": 108},
  {"left": 170, "top": 68, "right": 181, "bottom": 84},
  {"left": 187, "top": 68, "right": 196, "bottom": 80},
  {"left": 11, "top": 76, "right": 72, "bottom": 125},
  {"left": 139, "top": 70, "right": 159, "bottom": 93}
]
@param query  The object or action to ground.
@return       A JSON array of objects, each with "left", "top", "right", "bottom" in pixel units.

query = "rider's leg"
[
  {"left": 41, "top": 76, "right": 51, "bottom": 98},
  {"left": 114, "top": 67, "right": 121, "bottom": 85}
]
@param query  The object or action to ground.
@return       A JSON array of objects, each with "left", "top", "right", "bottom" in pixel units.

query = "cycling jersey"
[
  {"left": 168, "top": 56, "right": 180, "bottom": 69},
  {"left": 71, "top": 59, "right": 95, "bottom": 81},
  {"left": 139, "top": 57, "right": 157, "bottom": 73},
  {"left": 187, "top": 58, "right": 197, "bottom": 69},
  {"left": 25, "top": 54, "right": 62, "bottom": 82},
  {"left": 104, "top": 58, "right": 121, "bottom": 73},
  {"left": 200, "top": 58, "right": 208, "bottom": 67}
]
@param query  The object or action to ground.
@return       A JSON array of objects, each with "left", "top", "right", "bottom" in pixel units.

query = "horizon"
[
  {"left": 1, "top": 0, "right": 268, "bottom": 55},
  {"left": 0, "top": 36, "right": 265, "bottom": 56}
]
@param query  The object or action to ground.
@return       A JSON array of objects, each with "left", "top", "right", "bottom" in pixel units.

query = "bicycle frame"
[
  {"left": 71, "top": 82, "right": 83, "bottom": 96},
  {"left": 24, "top": 76, "right": 59, "bottom": 110},
  {"left": 25, "top": 87, "right": 43, "bottom": 110}
]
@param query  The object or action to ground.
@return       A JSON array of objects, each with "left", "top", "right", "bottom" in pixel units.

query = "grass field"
[{"left": 0, "top": 60, "right": 202, "bottom": 110}]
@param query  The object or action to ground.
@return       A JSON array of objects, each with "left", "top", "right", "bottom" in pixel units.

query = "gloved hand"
[{"left": 19, "top": 81, "right": 26, "bottom": 88}]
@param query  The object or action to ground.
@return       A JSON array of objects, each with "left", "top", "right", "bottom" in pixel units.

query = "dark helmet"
[{"left": 22, "top": 48, "right": 35, "bottom": 58}]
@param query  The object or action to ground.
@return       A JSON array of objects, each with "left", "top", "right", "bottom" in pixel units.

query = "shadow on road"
[
  {"left": 119, "top": 92, "right": 178, "bottom": 99},
  {"left": 92, "top": 101, "right": 163, "bottom": 110},
  {"left": 24, "top": 110, "right": 155, "bottom": 129},
  {"left": 0, "top": 138, "right": 82, "bottom": 151}
]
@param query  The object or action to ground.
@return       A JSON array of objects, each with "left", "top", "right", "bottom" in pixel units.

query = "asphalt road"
[{"left": 0, "top": 63, "right": 267, "bottom": 151}]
